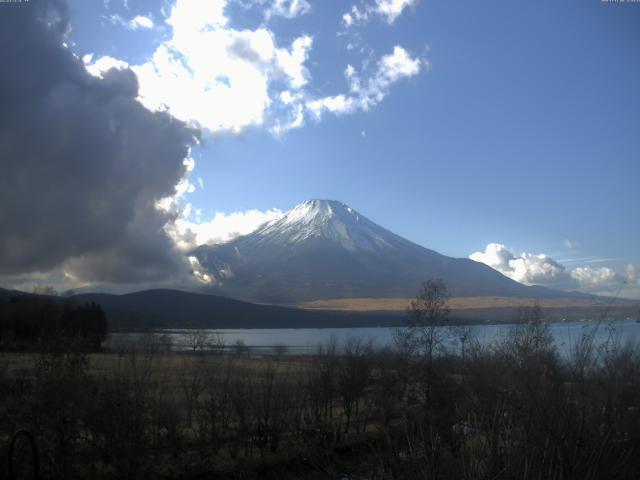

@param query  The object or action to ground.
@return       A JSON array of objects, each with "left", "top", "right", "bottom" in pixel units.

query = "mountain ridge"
[
  {"left": 70, "top": 289, "right": 404, "bottom": 330},
  {"left": 193, "top": 199, "right": 584, "bottom": 303}
]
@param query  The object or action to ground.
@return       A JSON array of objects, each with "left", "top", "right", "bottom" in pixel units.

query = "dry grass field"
[{"left": 297, "top": 296, "right": 639, "bottom": 312}]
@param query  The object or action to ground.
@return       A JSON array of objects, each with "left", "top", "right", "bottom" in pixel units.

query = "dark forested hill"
[{"left": 73, "top": 289, "right": 404, "bottom": 330}]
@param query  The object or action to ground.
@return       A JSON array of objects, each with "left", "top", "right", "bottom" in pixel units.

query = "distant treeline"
[{"left": 0, "top": 294, "right": 108, "bottom": 349}]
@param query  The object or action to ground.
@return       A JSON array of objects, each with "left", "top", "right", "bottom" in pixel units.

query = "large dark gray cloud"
[{"left": 0, "top": 0, "right": 199, "bottom": 282}]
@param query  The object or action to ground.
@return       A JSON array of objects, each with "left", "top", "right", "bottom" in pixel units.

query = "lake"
[{"left": 105, "top": 318, "right": 640, "bottom": 356}]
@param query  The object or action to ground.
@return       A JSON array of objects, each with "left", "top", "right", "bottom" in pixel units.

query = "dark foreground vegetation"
[
  {"left": 1, "top": 282, "right": 639, "bottom": 479},
  {"left": 0, "top": 293, "right": 108, "bottom": 351}
]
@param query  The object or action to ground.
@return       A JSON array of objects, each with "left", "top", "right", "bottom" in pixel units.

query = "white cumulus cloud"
[
  {"left": 509, "top": 253, "right": 567, "bottom": 286},
  {"left": 470, "top": 243, "right": 568, "bottom": 287},
  {"left": 266, "top": 0, "right": 311, "bottom": 19},
  {"left": 306, "top": 45, "right": 422, "bottom": 119},
  {"left": 307, "top": 94, "right": 355, "bottom": 117},
  {"left": 342, "top": 0, "right": 417, "bottom": 27},
  {"left": 378, "top": 45, "right": 422, "bottom": 80},
  {"left": 96, "top": 0, "right": 313, "bottom": 133},
  {"left": 375, "top": 0, "right": 418, "bottom": 23},
  {"left": 570, "top": 263, "right": 638, "bottom": 291},
  {"left": 570, "top": 266, "right": 618, "bottom": 290},
  {"left": 470, "top": 243, "right": 638, "bottom": 294},
  {"left": 87, "top": 1, "right": 425, "bottom": 137},
  {"left": 130, "top": 15, "right": 154, "bottom": 29},
  {"left": 83, "top": 54, "right": 130, "bottom": 77},
  {"left": 342, "top": 6, "right": 369, "bottom": 28},
  {"left": 167, "top": 208, "right": 284, "bottom": 251},
  {"left": 83, "top": 0, "right": 428, "bottom": 269},
  {"left": 469, "top": 243, "right": 515, "bottom": 274}
]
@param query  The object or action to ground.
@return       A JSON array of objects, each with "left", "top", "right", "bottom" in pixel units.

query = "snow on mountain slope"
[
  {"left": 253, "top": 199, "right": 398, "bottom": 252},
  {"left": 192, "top": 200, "right": 573, "bottom": 303}
]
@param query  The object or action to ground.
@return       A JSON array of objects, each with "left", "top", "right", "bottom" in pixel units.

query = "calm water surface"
[{"left": 106, "top": 319, "right": 640, "bottom": 356}]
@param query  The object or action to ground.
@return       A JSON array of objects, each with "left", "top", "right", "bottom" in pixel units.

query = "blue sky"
[{"left": 54, "top": 0, "right": 640, "bottom": 297}]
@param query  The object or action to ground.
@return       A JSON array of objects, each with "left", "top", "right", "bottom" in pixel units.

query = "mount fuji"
[{"left": 192, "top": 200, "right": 571, "bottom": 304}]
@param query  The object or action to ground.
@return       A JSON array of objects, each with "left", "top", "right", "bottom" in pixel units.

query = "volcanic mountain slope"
[{"left": 193, "top": 200, "right": 576, "bottom": 303}]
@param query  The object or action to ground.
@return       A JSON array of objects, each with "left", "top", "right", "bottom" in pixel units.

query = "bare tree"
[
  {"left": 338, "top": 336, "right": 373, "bottom": 434},
  {"left": 177, "top": 357, "right": 205, "bottom": 428},
  {"left": 273, "top": 343, "right": 288, "bottom": 358},
  {"left": 393, "top": 278, "right": 451, "bottom": 477},
  {"left": 501, "top": 301, "right": 554, "bottom": 364},
  {"left": 197, "top": 358, "right": 235, "bottom": 453},
  {"left": 32, "top": 285, "right": 58, "bottom": 296},
  {"left": 399, "top": 278, "right": 450, "bottom": 365},
  {"left": 232, "top": 339, "right": 250, "bottom": 357},
  {"left": 207, "top": 332, "right": 226, "bottom": 355},
  {"left": 408, "top": 278, "right": 450, "bottom": 326},
  {"left": 185, "top": 329, "right": 208, "bottom": 353}
]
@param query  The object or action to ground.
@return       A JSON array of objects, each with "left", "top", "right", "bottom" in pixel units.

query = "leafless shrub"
[
  {"left": 185, "top": 329, "right": 208, "bottom": 353},
  {"left": 233, "top": 338, "right": 250, "bottom": 357},
  {"left": 207, "top": 332, "right": 226, "bottom": 355},
  {"left": 338, "top": 336, "right": 373, "bottom": 434}
]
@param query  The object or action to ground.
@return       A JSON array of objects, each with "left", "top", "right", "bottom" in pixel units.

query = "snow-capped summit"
[
  {"left": 254, "top": 199, "right": 395, "bottom": 252},
  {"left": 192, "top": 200, "right": 561, "bottom": 303}
]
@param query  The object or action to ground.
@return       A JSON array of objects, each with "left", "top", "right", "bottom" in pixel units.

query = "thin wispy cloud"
[
  {"left": 108, "top": 13, "right": 154, "bottom": 30},
  {"left": 563, "top": 238, "right": 579, "bottom": 249},
  {"left": 558, "top": 257, "right": 616, "bottom": 265}
]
